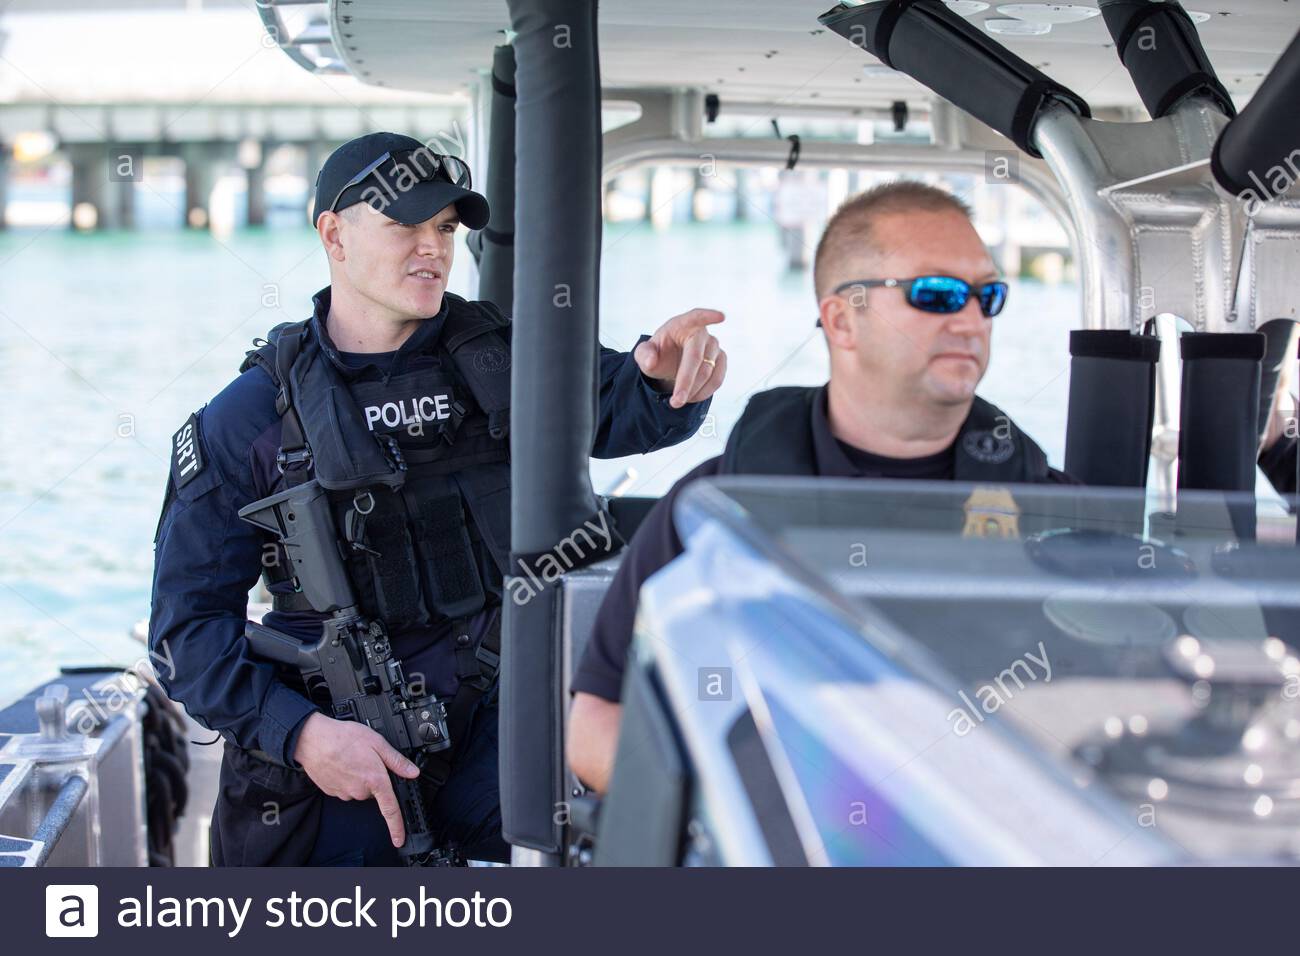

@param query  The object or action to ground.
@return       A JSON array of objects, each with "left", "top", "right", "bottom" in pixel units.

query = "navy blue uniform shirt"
[{"left": 150, "top": 287, "right": 708, "bottom": 766}]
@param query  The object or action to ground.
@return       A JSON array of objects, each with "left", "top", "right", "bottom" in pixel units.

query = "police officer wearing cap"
[{"left": 149, "top": 132, "right": 727, "bottom": 865}]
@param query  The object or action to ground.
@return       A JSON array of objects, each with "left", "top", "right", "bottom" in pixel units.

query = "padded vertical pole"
[
  {"left": 1177, "top": 333, "right": 1266, "bottom": 492},
  {"left": 1064, "top": 330, "right": 1161, "bottom": 487},
  {"left": 501, "top": 0, "right": 603, "bottom": 857},
  {"left": 476, "top": 44, "right": 518, "bottom": 313},
  {"left": 1177, "top": 332, "right": 1265, "bottom": 541}
]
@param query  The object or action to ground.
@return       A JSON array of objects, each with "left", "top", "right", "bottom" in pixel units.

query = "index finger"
[
  {"left": 374, "top": 735, "right": 421, "bottom": 778},
  {"left": 371, "top": 772, "right": 407, "bottom": 848},
  {"left": 672, "top": 308, "right": 725, "bottom": 331}
]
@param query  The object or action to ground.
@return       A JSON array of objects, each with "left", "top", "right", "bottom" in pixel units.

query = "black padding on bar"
[
  {"left": 868, "top": 0, "right": 922, "bottom": 69},
  {"left": 1212, "top": 28, "right": 1300, "bottom": 199},
  {"left": 500, "top": 0, "right": 605, "bottom": 857},
  {"left": 1100, "top": 0, "right": 1235, "bottom": 119},
  {"left": 475, "top": 43, "right": 518, "bottom": 311},
  {"left": 491, "top": 74, "right": 516, "bottom": 99},
  {"left": 508, "top": 508, "right": 622, "bottom": 578},
  {"left": 1179, "top": 332, "right": 1267, "bottom": 362},
  {"left": 819, "top": 0, "right": 1090, "bottom": 158},
  {"left": 1012, "top": 80, "right": 1058, "bottom": 157},
  {"left": 1177, "top": 332, "right": 1265, "bottom": 494},
  {"left": 1069, "top": 329, "right": 1162, "bottom": 362},
  {"left": 1153, "top": 72, "right": 1228, "bottom": 119},
  {"left": 500, "top": 584, "right": 563, "bottom": 854},
  {"left": 1063, "top": 331, "right": 1160, "bottom": 488},
  {"left": 482, "top": 225, "right": 514, "bottom": 247}
]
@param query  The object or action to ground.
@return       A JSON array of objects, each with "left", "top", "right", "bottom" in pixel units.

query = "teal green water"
[{"left": 0, "top": 221, "right": 1078, "bottom": 706}]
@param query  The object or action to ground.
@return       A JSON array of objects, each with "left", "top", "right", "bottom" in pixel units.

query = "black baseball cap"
[{"left": 312, "top": 131, "right": 490, "bottom": 230}]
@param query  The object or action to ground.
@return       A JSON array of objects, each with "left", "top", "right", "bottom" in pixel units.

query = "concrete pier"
[
  {"left": 0, "top": 144, "right": 8, "bottom": 231},
  {"left": 303, "top": 140, "right": 333, "bottom": 224},
  {"left": 68, "top": 145, "right": 115, "bottom": 230},
  {"left": 245, "top": 149, "right": 267, "bottom": 227},
  {"left": 0, "top": 100, "right": 464, "bottom": 231},
  {"left": 181, "top": 143, "right": 217, "bottom": 230},
  {"left": 109, "top": 147, "right": 137, "bottom": 230}
]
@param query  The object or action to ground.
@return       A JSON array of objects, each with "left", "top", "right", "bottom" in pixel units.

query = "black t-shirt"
[
  {"left": 835, "top": 438, "right": 955, "bottom": 480},
  {"left": 336, "top": 349, "right": 397, "bottom": 371},
  {"left": 572, "top": 422, "right": 1074, "bottom": 703}
]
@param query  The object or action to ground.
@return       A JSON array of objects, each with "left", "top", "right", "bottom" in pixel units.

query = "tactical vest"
[
  {"left": 240, "top": 293, "right": 514, "bottom": 632},
  {"left": 721, "top": 386, "right": 1051, "bottom": 482}
]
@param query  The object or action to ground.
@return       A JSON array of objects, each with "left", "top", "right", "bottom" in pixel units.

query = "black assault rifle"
[{"left": 238, "top": 479, "right": 452, "bottom": 866}]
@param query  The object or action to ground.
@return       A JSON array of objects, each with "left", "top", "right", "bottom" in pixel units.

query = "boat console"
[{"left": 597, "top": 479, "right": 1300, "bottom": 864}]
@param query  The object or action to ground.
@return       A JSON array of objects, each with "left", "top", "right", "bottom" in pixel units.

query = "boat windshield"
[{"left": 676, "top": 478, "right": 1300, "bottom": 861}]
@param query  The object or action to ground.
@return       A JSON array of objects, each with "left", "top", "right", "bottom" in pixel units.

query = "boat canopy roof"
[{"left": 297, "top": 0, "right": 1293, "bottom": 112}]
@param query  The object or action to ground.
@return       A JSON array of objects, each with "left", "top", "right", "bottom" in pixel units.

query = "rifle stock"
[{"left": 245, "top": 620, "right": 314, "bottom": 670}]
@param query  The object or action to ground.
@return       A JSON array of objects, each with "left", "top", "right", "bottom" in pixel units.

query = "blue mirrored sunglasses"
[{"left": 830, "top": 275, "right": 1008, "bottom": 318}]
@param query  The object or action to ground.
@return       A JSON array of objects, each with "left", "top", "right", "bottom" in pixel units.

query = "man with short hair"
[
  {"left": 567, "top": 180, "right": 1074, "bottom": 793},
  {"left": 150, "top": 132, "right": 727, "bottom": 865}
]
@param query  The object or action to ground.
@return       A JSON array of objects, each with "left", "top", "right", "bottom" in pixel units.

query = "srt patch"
[{"left": 171, "top": 414, "right": 205, "bottom": 488}]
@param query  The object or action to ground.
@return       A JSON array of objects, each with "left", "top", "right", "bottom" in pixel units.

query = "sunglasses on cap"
[
  {"left": 830, "top": 275, "right": 1009, "bottom": 318},
  {"left": 327, "top": 148, "right": 473, "bottom": 215}
]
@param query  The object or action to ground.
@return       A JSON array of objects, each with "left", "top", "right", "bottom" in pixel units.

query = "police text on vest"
[{"left": 364, "top": 395, "right": 452, "bottom": 431}]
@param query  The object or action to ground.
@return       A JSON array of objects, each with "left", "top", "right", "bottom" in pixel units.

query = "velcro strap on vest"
[
  {"left": 414, "top": 494, "right": 484, "bottom": 619},
  {"left": 365, "top": 508, "right": 424, "bottom": 627}
]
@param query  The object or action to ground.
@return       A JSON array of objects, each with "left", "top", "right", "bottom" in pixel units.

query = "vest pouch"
[
  {"left": 454, "top": 463, "right": 512, "bottom": 576},
  {"left": 405, "top": 477, "right": 486, "bottom": 620},
  {"left": 352, "top": 486, "right": 428, "bottom": 631},
  {"left": 463, "top": 509, "right": 505, "bottom": 605}
]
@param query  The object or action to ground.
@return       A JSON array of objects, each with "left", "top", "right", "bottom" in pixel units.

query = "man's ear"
[
  {"left": 819, "top": 293, "right": 858, "bottom": 352},
  {"left": 317, "top": 211, "right": 346, "bottom": 262}
]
